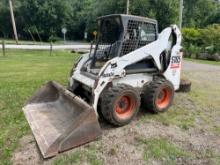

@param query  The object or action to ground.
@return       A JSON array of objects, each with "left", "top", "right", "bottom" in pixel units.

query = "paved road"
[
  {"left": 183, "top": 60, "right": 220, "bottom": 85},
  {"left": 183, "top": 60, "right": 220, "bottom": 72}
]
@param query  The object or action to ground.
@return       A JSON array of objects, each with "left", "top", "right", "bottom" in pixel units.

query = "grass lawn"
[
  {"left": 0, "top": 50, "right": 80, "bottom": 164},
  {"left": 0, "top": 38, "right": 89, "bottom": 45},
  {"left": 138, "top": 138, "right": 189, "bottom": 164},
  {"left": 0, "top": 38, "right": 48, "bottom": 45},
  {"left": 184, "top": 57, "right": 220, "bottom": 66}
]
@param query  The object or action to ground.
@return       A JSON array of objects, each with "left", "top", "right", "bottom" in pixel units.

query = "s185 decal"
[{"left": 171, "top": 56, "right": 181, "bottom": 69}]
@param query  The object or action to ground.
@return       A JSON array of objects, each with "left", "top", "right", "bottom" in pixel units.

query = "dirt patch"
[
  {"left": 12, "top": 135, "right": 44, "bottom": 165},
  {"left": 12, "top": 121, "right": 220, "bottom": 165}
]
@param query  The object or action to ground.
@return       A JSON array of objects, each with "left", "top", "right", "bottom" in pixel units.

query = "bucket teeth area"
[{"left": 23, "top": 81, "right": 101, "bottom": 158}]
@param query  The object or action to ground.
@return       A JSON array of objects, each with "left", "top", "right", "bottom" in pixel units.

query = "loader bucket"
[{"left": 23, "top": 81, "right": 101, "bottom": 158}]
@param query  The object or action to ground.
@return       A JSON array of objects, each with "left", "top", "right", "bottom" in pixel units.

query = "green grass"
[
  {"left": 144, "top": 107, "right": 196, "bottom": 130},
  {"left": 0, "top": 50, "right": 80, "bottom": 164},
  {"left": 52, "top": 144, "right": 103, "bottom": 165},
  {"left": 184, "top": 57, "right": 220, "bottom": 66},
  {"left": 0, "top": 38, "right": 89, "bottom": 45},
  {"left": 138, "top": 138, "right": 189, "bottom": 164},
  {"left": 0, "top": 38, "right": 48, "bottom": 45},
  {"left": 212, "top": 126, "right": 220, "bottom": 136},
  {"left": 53, "top": 151, "right": 82, "bottom": 165},
  {"left": 140, "top": 74, "right": 220, "bottom": 131},
  {"left": 199, "top": 149, "right": 220, "bottom": 165}
]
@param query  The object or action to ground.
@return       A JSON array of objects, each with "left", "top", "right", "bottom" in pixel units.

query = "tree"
[
  {"left": 149, "top": 0, "right": 179, "bottom": 31},
  {"left": 17, "top": 0, "right": 72, "bottom": 41},
  {"left": 0, "top": 3, "right": 12, "bottom": 38},
  {"left": 183, "top": 0, "right": 219, "bottom": 27},
  {"left": 0, "top": 0, "right": 219, "bottom": 41}
]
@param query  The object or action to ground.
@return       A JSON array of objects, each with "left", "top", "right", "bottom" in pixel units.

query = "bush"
[
  {"left": 182, "top": 24, "right": 220, "bottom": 60},
  {"left": 48, "top": 36, "right": 62, "bottom": 42},
  {"left": 200, "top": 24, "right": 220, "bottom": 54},
  {"left": 182, "top": 28, "right": 201, "bottom": 46},
  {"left": 184, "top": 44, "right": 201, "bottom": 58}
]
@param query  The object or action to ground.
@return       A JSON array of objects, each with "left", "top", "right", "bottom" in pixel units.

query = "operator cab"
[{"left": 84, "top": 14, "right": 158, "bottom": 75}]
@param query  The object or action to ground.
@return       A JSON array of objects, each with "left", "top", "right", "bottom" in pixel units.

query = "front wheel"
[
  {"left": 142, "top": 79, "right": 174, "bottom": 113},
  {"left": 101, "top": 84, "right": 140, "bottom": 126}
]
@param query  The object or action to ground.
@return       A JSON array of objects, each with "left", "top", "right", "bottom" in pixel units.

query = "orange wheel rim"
[
  {"left": 156, "top": 87, "right": 171, "bottom": 110},
  {"left": 115, "top": 95, "right": 136, "bottom": 120}
]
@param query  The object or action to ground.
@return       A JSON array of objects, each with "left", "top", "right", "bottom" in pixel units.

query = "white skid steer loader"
[{"left": 23, "top": 14, "right": 183, "bottom": 158}]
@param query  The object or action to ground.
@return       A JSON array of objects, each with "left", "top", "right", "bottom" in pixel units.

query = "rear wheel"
[
  {"left": 101, "top": 84, "right": 140, "bottom": 126},
  {"left": 142, "top": 79, "right": 174, "bottom": 113}
]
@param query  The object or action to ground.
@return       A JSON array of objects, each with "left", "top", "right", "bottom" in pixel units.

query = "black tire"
[
  {"left": 177, "top": 79, "right": 191, "bottom": 93},
  {"left": 142, "top": 78, "right": 174, "bottom": 113},
  {"left": 101, "top": 84, "right": 140, "bottom": 126}
]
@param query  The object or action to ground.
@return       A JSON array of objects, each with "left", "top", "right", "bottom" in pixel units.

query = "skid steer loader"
[{"left": 23, "top": 14, "right": 183, "bottom": 158}]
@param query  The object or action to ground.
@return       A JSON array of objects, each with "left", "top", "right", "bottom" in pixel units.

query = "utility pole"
[
  {"left": 9, "top": 0, "right": 19, "bottom": 44},
  {"left": 179, "top": 0, "right": 183, "bottom": 29},
  {"left": 126, "top": 0, "right": 130, "bottom": 15}
]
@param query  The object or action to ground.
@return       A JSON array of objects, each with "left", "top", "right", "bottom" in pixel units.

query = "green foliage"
[
  {"left": 183, "top": 0, "right": 219, "bottom": 27},
  {"left": 1, "top": 0, "right": 219, "bottom": 41},
  {"left": 182, "top": 24, "right": 220, "bottom": 57},
  {"left": 130, "top": 0, "right": 179, "bottom": 31},
  {"left": 0, "top": 0, "right": 13, "bottom": 38},
  {"left": 17, "top": 0, "right": 72, "bottom": 41},
  {"left": 182, "top": 28, "right": 201, "bottom": 46},
  {"left": 48, "top": 36, "right": 62, "bottom": 42},
  {"left": 200, "top": 24, "right": 220, "bottom": 53}
]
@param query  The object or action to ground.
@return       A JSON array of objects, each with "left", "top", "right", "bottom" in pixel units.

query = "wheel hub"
[
  {"left": 117, "top": 96, "right": 130, "bottom": 113},
  {"left": 114, "top": 95, "right": 136, "bottom": 120},
  {"left": 156, "top": 87, "right": 171, "bottom": 110}
]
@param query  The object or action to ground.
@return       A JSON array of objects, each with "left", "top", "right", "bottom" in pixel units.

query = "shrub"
[
  {"left": 200, "top": 24, "right": 220, "bottom": 54},
  {"left": 182, "top": 28, "right": 201, "bottom": 47},
  {"left": 182, "top": 24, "right": 220, "bottom": 60},
  {"left": 48, "top": 36, "right": 62, "bottom": 42}
]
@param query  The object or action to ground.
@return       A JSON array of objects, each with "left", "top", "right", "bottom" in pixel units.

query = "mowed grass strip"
[
  {"left": 184, "top": 57, "right": 220, "bottom": 66},
  {"left": 0, "top": 50, "right": 79, "bottom": 164},
  {"left": 52, "top": 144, "right": 103, "bottom": 165},
  {"left": 138, "top": 138, "right": 189, "bottom": 164}
]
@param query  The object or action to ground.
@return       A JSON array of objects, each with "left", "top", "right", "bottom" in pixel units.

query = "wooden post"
[
  {"left": 9, "top": 0, "right": 19, "bottom": 44},
  {"left": 50, "top": 42, "right": 52, "bottom": 56},
  {"left": 2, "top": 40, "right": 6, "bottom": 56}
]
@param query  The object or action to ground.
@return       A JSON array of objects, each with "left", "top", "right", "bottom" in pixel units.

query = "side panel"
[
  {"left": 163, "top": 26, "right": 183, "bottom": 90},
  {"left": 163, "top": 48, "right": 183, "bottom": 90},
  {"left": 113, "top": 73, "right": 152, "bottom": 88},
  {"left": 70, "top": 53, "right": 95, "bottom": 88}
]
